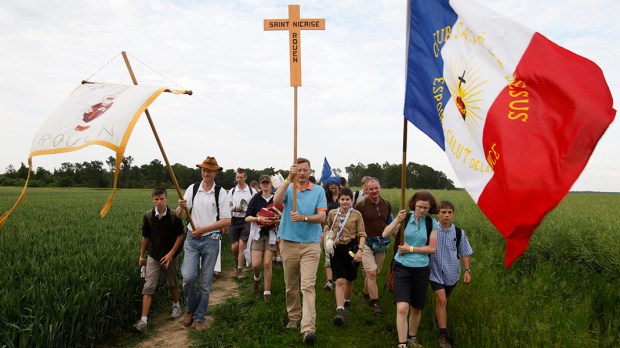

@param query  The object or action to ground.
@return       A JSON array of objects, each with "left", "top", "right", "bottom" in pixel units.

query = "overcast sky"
[{"left": 0, "top": 0, "right": 617, "bottom": 191}]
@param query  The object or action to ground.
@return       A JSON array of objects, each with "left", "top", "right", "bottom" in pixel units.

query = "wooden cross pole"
[{"left": 264, "top": 4, "right": 325, "bottom": 211}]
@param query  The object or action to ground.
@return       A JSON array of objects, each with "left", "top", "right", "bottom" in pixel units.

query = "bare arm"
[
  {"left": 139, "top": 236, "right": 148, "bottom": 267},
  {"left": 397, "top": 230, "right": 438, "bottom": 255},
  {"left": 382, "top": 210, "right": 406, "bottom": 238},
  {"left": 462, "top": 255, "right": 471, "bottom": 284},
  {"left": 274, "top": 164, "right": 297, "bottom": 205},
  {"left": 160, "top": 234, "right": 184, "bottom": 269}
]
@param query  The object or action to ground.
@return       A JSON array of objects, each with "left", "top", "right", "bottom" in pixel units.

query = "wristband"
[
  {"left": 284, "top": 178, "right": 290, "bottom": 185},
  {"left": 257, "top": 216, "right": 262, "bottom": 223},
  {"left": 409, "top": 246, "right": 414, "bottom": 253}
]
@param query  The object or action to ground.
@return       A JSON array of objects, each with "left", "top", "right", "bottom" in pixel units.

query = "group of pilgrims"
[{"left": 135, "top": 155, "right": 473, "bottom": 348}]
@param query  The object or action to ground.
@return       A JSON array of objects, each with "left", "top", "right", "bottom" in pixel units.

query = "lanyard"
[{"left": 335, "top": 207, "right": 353, "bottom": 242}]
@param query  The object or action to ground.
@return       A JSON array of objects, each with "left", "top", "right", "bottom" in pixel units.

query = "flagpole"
[
  {"left": 399, "top": 117, "right": 407, "bottom": 246},
  {"left": 292, "top": 86, "right": 298, "bottom": 212},
  {"left": 121, "top": 51, "right": 196, "bottom": 231}
]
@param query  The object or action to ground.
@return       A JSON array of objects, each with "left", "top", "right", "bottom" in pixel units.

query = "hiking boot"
[
  {"left": 182, "top": 312, "right": 194, "bottom": 328},
  {"left": 323, "top": 280, "right": 333, "bottom": 291},
  {"left": 407, "top": 336, "right": 423, "bottom": 348},
  {"left": 363, "top": 293, "right": 370, "bottom": 303},
  {"left": 333, "top": 308, "right": 346, "bottom": 327},
  {"left": 370, "top": 302, "right": 382, "bottom": 315},
  {"left": 133, "top": 319, "right": 147, "bottom": 332},
  {"left": 252, "top": 279, "right": 260, "bottom": 293},
  {"left": 302, "top": 330, "right": 316, "bottom": 345},
  {"left": 193, "top": 320, "right": 207, "bottom": 331},
  {"left": 171, "top": 305, "right": 181, "bottom": 318},
  {"left": 286, "top": 319, "right": 300, "bottom": 329},
  {"left": 438, "top": 333, "right": 452, "bottom": 348}
]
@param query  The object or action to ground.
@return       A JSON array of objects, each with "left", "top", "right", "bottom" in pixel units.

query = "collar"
[
  {"left": 155, "top": 206, "right": 168, "bottom": 219},
  {"left": 296, "top": 181, "right": 313, "bottom": 192},
  {"left": 200, "top": 181, "right": 217, "bottom": 193},
  {"left": 235, "top": 184, "right": 250, "bottom": 192}
]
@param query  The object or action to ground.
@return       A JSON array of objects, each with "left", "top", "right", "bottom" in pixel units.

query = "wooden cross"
[{"left": 264, "top": 5, "right": 325, "bottom": 87}]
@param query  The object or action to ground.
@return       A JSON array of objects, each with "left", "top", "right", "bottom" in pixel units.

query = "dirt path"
[{"left": 135, "top": 269, "right": 240, "bottom": 348}]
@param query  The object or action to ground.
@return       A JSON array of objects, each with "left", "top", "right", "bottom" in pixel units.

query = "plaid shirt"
[{"left": 430, "top": 223, "right": 473, "bottom": 286}]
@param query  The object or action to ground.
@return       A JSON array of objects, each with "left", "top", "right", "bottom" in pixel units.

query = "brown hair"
[
  {"left": 438, "top": 200, "right": 455, "bottom": 212},
  {"left": 297, "top": 157, "right": 311, "bottom": 168},
  {"left": 339, "top": 187, "right": 353, "bottom": 199},
  {"left": 408, "top": 190, "right": 438, "bottom": 214},
  {"left": 152, "top": 187, "right": 167, "bottom": 197}
]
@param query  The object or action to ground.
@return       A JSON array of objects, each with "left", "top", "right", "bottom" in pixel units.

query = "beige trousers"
[{"left": 280, "top": 240, "right": 321, "bottom": 334}]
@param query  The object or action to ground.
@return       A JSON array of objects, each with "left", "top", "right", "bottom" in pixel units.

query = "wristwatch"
[
  {"left": 304, "top": 216, "right": 308, "bottom": 222},
  {"left": 464, "top": 268, "right": 471, "bottom": 273}
]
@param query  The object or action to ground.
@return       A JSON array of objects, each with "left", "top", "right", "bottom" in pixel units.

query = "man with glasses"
[
  {"left": 355, "top": 178, "right": 393, "bottom": 315},
  {"left": 274, "top": 158, "right": 327, "bottom": 345}
]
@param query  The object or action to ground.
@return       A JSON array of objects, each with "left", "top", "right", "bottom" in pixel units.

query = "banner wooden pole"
[
  {"left": 399, "top": 117, "right": 408, "bottom": 246},
  {"left": 293, "top": 86, "right": 298, "bottom": 212},
  {"left": 121, "top": 51, "right": 196, "bottom": 231}
]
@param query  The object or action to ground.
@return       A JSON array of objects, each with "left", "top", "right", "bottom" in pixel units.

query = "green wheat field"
[{"left": 1, "top": 187, "right": 618, "bottom": 347}]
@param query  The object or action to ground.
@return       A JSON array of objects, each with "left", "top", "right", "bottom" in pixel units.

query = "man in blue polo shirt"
[{"left": 274, "top": 157, "right": 327, "bottom": 345}]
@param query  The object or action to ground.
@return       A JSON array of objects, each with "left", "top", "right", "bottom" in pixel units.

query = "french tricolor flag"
[{"left": 404, "top": 0, "right": 616, "bottom": 267}]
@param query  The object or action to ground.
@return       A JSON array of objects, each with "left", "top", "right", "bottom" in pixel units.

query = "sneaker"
[
  {"left": 333, "top": 308, "right": 346, "bottom": 327},
  {"left": 171, "top": 305, "right": 181, "bottom": 318},
  {"left": 193, "top": 320, "right": 207, "bottom": 331},
  {"left": 263, "top": 293, "right": 270, "bottom": 302},
  {"left": 236, "top": 267, "right": 244, "bottom": 279},
  {"left": 252, "top": 279, "right": 260, "bottom": 293},
  {"left": 134, "top": 319, "right": 147, "bottom": 332},
  {"left": 363, "top": 293, "right": 370, "bottom": 303},
  {"left": 407, "top": 337, "right": 423, "bottom": 348},
  {"left": 438, "top": 333, "right": 452, "bottom": 348},
  {"left": 343, "top": 300, "right": 351, "bottom": 311},
  {"left": 323, "top": 280, "right": 333, "bottom": 291},
  {"left": 286, "top": 319, "right": 300, "bottom": 329},
  {"left": 302, "top": 330, "right": 316, "bottom": 345},
  {"left": 182, "top": 312, "right": 194, "bottom": 328},
  {"left": 371, "top": 302, "right": 382, "bottom": 315}
]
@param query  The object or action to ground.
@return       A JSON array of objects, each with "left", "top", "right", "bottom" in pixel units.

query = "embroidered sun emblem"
[{"left": 445, "top": 58, "right": 487, "bottom": 135}]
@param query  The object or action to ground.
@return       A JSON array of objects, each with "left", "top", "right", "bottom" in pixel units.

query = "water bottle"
[{"left": 140, "top": 265, "right": 146, "bottom": 278}]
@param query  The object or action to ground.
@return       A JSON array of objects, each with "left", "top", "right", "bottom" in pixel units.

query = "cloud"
[{"left": 0, "top": 0, "right": 617, "bottom": 191}]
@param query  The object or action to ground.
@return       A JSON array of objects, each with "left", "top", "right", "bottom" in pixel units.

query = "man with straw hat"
[{"left": 177, "top": 155, "right": 231, "bottom": 330}]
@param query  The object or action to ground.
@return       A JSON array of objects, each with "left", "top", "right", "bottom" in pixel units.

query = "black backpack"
[{"left": 144, "top": 208, "right": 178, "bottom": 227}]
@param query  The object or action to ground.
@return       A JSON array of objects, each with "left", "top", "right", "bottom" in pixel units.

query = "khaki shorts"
[
  {"left": 142, "top": 256, "right": 179, "bottom": 295},
  {"left": 361, "top": 246, "right": 386, "bottom": 274},
  {"left": 251, "top": 234, "right": 278, "bottom": 252}
]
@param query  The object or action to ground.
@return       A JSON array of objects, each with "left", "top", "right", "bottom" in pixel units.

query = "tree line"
[{"left": 0, "top": 156, "right": 455, "bottom": 190}]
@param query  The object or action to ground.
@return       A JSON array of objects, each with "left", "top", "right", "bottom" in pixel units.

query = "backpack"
[
  {"left": 230, "top": 185, "right": 254, "bottom": 196},
  {"left": 190, "top": 182, "right": 222, "bottom": 221},
  {"left": 144, "top": 208, "right": 178, "bottom": 227},
  {"left": 144, "top": 208, "right": 182, "bottom": 256}
]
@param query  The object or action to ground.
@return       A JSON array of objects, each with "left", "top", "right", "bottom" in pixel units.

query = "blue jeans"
[{"left": 181, "top": 232, "right": 220, "bottom": 322}]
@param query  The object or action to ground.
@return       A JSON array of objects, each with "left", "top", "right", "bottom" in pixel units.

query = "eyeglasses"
[{"left": 415, "top": 205, "right": 430, "bottom": 210}]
